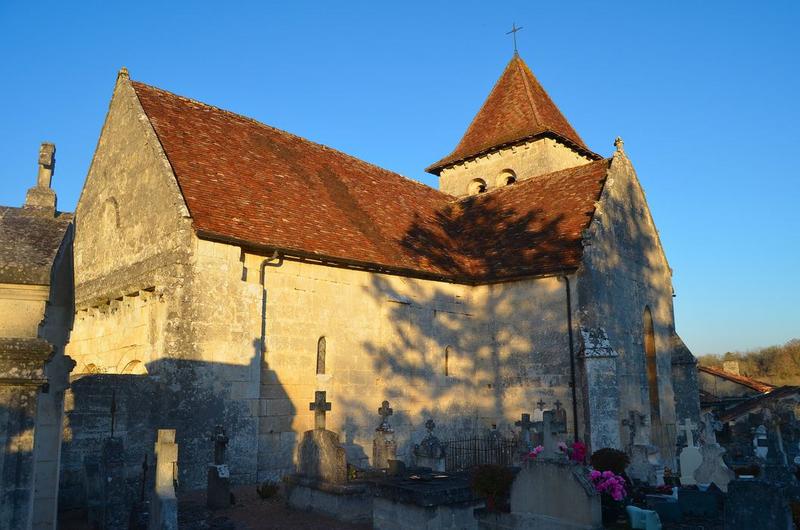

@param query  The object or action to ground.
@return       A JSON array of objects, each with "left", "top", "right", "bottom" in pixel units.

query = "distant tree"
[{"left": 696, "top": 339, "right": 800, "bottom": 386}]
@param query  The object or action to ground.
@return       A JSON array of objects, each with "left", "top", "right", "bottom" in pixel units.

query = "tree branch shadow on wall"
[{"left": 338, "top": 195, "right": 581, "bottom": 461}]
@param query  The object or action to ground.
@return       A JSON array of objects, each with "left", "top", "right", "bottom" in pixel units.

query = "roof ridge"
[
  {"left": 514, "top": 56, "right": 543, "bottom": 125},
  {"left": 698, "top": 364, "right": 775, "bottom": 392},
  {"left": 130, "top": 80, "right": 455, "bottom": 200}
]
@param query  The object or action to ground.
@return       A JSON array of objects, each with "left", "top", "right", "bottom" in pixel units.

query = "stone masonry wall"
[
  {"left": 576, "top": 147, "right": 690, "bottom": 457},
  {"left": 438, "top": 137, "right": 592, "bottom": 197},
  {"left": 241, "top": 254, "right": 578, "bottom": 480}
]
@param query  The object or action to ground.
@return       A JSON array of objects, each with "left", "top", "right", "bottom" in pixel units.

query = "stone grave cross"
[
  {"left": 622, "top": 410, "right": 647, "bottom": 450},
  {"left": 677, "top": 418, "right": 698, "bottom": 447},
  {"left": 309, "top": 390, "right": 332, "bottom": 430},
  {"left": 515, "top": 413, "right": 535, "bottom": 448},
  {"left": 677, "top": 418, "right": 702, "bottom": 485},
  {"left": 536, "top": 398, "right": 546, "bottom": 411},
  {"left": 425, "top": 418, "right": 436, "bottom": 435},
  {"left": 211, "top": 425, "right": 228, "bottom": 465},
  {"left": 700, "top": 411, "right": 722, "bottom": 445},
  {"left": 377, "top": 400, "right": 393, "bottom": 432},
  {"left": 540, "top": 410, "right": 559, "bottom": 459}
]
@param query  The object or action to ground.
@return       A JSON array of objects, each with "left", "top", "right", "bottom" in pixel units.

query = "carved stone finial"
[
  {"left": 614, "top": 136, "right": 625, "bottom": 153},
  {"left": 118, "top": 66, "right": 130, "bottom": 80}
]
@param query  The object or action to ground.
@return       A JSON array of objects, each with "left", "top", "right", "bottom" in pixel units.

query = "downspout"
[
  {"left": 562, "top": 275, "right": 580, "bottom": 442},
  {"left": 259, "top": 251, "right": 281, "bottom": 360}
]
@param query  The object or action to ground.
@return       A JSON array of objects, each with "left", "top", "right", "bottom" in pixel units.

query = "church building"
[{"left": 55, "top": 53, "right": 700, "bottom": 493}]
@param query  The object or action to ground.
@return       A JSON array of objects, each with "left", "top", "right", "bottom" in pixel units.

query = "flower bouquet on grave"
[
  {"left": 589, "top": 469, "right": 628, "bottom": 525},
  {"left": 521, "top": 445, "right": 544, "bottom": 461},
  {"left": 558, "top": 440, "right": 588, "bottom": 464}
]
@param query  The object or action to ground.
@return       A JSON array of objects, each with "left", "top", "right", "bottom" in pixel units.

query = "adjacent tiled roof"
[
  {"left": 132, "top": 80, "right": 609, "bottom": 283},
  {"left": 698, "top": 365, "right": 776, "bottom": 394},
  {"left": 0, "top": 206, "right": 72, "bottom": 285},
  {"left": 718, "top": 386, "right": 800, "bottom": 422},
  {"left": 426, "top": 55, "right": 599, "bottom": 175}
]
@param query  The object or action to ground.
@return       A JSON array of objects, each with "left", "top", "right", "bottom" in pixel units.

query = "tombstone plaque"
[
  {"left": 515, "top": 413, "right": 535, "bottom": 450},
  {"left": 677, "top": 418, "right": 702, "bottom": 486},
  {"left": 693, "top": 412, "right": 735, "bottom": 492},
  {"left": 207, "top": 425, "right": 232, "bottom": 510},
  {"left": 373, "top": 400, "right": 397, "bottom": 470},
  {"left": 413, "top": 419, "right": 446, "bottom": 471},
  {"left": 297, "top": 391, "right": 347, "bottom": 483}
]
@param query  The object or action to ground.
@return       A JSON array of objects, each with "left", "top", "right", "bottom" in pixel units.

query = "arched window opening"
[
  {"left": 468, "top": 178, "right": 487, "bottom": 195},
  {"left": 316, "top": 337, "right": 326, "bottom": 375},
  {"left": 644, "top": 307, "right": 660, "bottom": 425},
  {"left": 497, "top": 169, "right": 517, "bottom": 187}
]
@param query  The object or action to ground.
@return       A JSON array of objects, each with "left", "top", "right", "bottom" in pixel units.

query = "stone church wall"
[
  {"left": 438, "top": 137, "right": 592, "bottom": 197},
  {"left": 576, "top": 149, "right": 693, "bottom": 459},
  {"left": 244, "top": 255, "right": 578, "bottom": 480},
  {"left": 60, "top": 73, "right": 260, "bottom": 500}
]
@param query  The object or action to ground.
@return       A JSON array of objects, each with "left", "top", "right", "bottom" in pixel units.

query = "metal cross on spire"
[{"left": 506, "top": 23, "right": 523, "bottom": 55}]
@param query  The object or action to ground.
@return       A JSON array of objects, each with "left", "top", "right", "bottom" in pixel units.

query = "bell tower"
[{"left": 426, "top": 55, "right": 600, "bottom": 197}]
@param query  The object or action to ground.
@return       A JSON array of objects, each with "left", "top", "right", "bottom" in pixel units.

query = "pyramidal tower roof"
[{"left": 426, "top": 54, "right": 597, "bottom": 174}]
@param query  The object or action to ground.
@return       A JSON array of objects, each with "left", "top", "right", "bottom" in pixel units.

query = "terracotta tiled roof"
[
  {"left": 698, "top": 365, "right": 776, "bottom": 394},
  {"left": 132, "top": 80, "right": 609, "bottom": 283},
  {"left": 426, "top": 55, "right": 599, "bottom": 175}
]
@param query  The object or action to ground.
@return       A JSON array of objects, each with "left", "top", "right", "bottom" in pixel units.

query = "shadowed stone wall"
[{"left": 576, "top": 146, "right": 698, "bottom": 457}]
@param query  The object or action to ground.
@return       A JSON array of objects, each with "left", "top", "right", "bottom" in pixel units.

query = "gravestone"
[
  {"left": 207, "top": 425, "right": 232, "bottom": 510},
  {"left": 725, "top": 479, "right": 793, "bottom": 530},
  {"left": 539, "top": 410, "right": 565, "bottom": 460},
  {"left": 373, "top": 400, "right": 397, "bottom": 470},
  {"left": 622, "top": 410, "right": 648, "bottom": 451},
  {"left": 753, "top": 425, "right": 768, "bottom": 459},
  {"left": 149, "top": 429, "right": 178, "bottom": 530},
  {"left": 694, "top": 412, "right": 735, "bottom": 492},
  {"left": 413, "top": 419, "right": 445, "bottom": 471},
  {"left": 101, "top": 437, "right": 128, "bottom": 530},
  {"left": 296, "top": 391, "right": 347, "bottom": 483},
  {"left": 552, "top": 400, "right": 568, "bottom": 434},
  {"left": 626, "top": 505, "right": 662, "bottom": 530},
  {"left": 503, "top": 412, "right": 601, "bottom": 529},
  {"left": 515, "top": 412, "right": 535, "bottom": 450},
  {"left": 677, "top": 418, "right": 702, "bottom": 485},
  {"left": 628, "top": 443, "right": 665, "bottom": 486},
  {"left": 287, "top": 391, "right": 371, "bottom": 523}
]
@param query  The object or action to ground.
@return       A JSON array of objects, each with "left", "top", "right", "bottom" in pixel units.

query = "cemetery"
[{"left": 51, "top": 387, "right": 800, "bottom": 529}]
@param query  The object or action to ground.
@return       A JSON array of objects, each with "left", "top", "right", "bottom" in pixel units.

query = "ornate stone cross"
[
  {"left": 211, "top": 425, "right": 229, "bottom": 465},
  {"left": 515, "top": 413, "right": 535, "bottom": 448},
  {"left": 424, "top": 418, "right": 436, "bottom": 435},
  {"left": 377, "top": 400, "right": 393, "bottom": 432},
  {"left": 700, "top": 412, "right": 722, "bottom": 446},
  {"left": 309, "top": 390, "right": 331, "bottom": 430},
  {"left": 677, "top": 418, "right": 698, "bottom": 447},
  {"left": 536, "top": 398, "right": 546, "bottom": 411}
]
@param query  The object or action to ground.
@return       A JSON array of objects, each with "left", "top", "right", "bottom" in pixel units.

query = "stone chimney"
[
  {"left": 723, "top": 360, "right": 740, "bottom": 376},
  {"left": 24, "top": 142, "right": 57, "bottom": 216}
]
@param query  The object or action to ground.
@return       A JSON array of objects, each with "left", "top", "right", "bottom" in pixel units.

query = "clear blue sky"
[{"left": 1, "top": 1, "right": 798, "bottom": 355}]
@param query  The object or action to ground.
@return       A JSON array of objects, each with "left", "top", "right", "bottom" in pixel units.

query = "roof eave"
[
  {"left": 425, "top": 130, "right": 601, "bottom": 176},
  {"left": 194, "top": 228, "right": 579, "bottom": 286}
]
